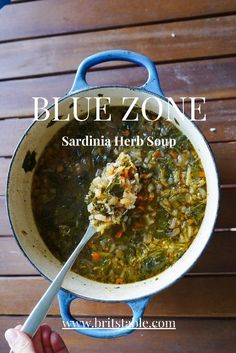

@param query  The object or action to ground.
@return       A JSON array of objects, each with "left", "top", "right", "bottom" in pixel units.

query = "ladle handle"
[{"left": 9, "top": 225, "right": 95, "bottom": 352}]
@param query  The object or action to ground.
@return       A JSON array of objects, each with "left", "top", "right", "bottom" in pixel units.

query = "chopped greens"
[
  {"left": 86, "top": 152, "right": 140, "bottom": 233},
  {"left": 31, "top": 106, "right": 207, "bottom": 284}
]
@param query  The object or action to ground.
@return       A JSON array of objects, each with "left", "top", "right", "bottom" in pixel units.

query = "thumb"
[{"left": 5, "top": 328, "right": 35, "bottom": 353}]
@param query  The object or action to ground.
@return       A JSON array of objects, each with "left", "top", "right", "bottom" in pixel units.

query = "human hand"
[{"left": 5, "top": 324, "right": 69, "bottom": 353}]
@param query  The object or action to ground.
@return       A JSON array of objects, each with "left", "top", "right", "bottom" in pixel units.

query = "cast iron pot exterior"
[{"left": 7, "top": 50, "right": 219, "bottom": 338}]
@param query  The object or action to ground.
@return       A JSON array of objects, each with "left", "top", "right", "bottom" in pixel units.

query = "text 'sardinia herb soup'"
[{"left": 31, "top": 106, "right": 207, "bottom": 284}]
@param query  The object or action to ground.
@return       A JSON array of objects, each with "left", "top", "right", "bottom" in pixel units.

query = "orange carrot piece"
[
  {"left": 153, "top": 150, "right": 161, "bottom": 158},
  {"left": 198, "top": 170, "right": 205, "bottom": 177},
  {"left": 116, "top": 278, "right": 125, "bottom": 284},
  {"left": 123, "top": 168, "right": 129, "bottom": 178},
  {"left": 91, "top": 252, "right": 101, "bottom": 262},
  {"left": 170, "top": 151, "right": 178, "bottom": 158},
  {"left": 115, "top": 230, "right": 124, "bottom": 239}
]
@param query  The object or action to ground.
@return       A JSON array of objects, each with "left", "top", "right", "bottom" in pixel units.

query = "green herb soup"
[{"left": 31, "top": 106, "right": 207, "bottom": 284}]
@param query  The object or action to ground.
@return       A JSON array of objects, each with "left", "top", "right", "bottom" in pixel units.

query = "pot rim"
[{"left": 6, "top": 85, "right": 220, "bottom": 302}]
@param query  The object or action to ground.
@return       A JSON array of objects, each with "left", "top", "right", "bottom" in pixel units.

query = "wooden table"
[{"left": 0, "top": 1, "right": 236, "bottom": 352}]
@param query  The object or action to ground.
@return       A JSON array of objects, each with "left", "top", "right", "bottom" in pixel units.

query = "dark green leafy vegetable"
[
  {"left": 22, "top": 150, "right": 37, "bottom": 173},
  {"left": 31, "top": 106, "right": 206, "bottom": 284}
]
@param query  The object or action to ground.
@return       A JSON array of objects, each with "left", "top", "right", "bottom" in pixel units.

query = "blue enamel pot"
[{"left": 7, "top": 50, "right": 219, "bottom": 338}]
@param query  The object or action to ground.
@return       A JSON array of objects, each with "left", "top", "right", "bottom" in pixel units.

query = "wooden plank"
[
  {"left": 216, "top": 188, "right": 236, "bottom": 228},
  {"left": 1, "top": 0, "right": 236, "bottom": 42},
  {"left": 0, "top": 196, "right": 10, "bottom": 235},
  {"left": 0, "top": 57, "right": 235, "bottom": 119},
  {"left": 0, "top": 231, "right": 235, "bottom": 276},
  {"left": 0, "top": 237, "right": 37, "bottom": 275},
  {"left": 191, "top": 231, "right": 236, "bottom": 273},
  {"left": 0, "top": 275, "right": 235, "bottom": 317},
  {"left": 1, "top": 317, "right": 236, "bottom": 353},
  {"left": 211, "top": 142, "right": 236, "bottom": 184},
  {"left": 0, "top": 118, "right": 31, "bottom": 157},
  {"left": 193, "top": 99, "right": 236, "bottom": 142},
  {"left": 0, "top": 16, "right": 236, "bottom": 80},
  {"left": 0, "top": 158, "right": 10, "bottom": 195}
]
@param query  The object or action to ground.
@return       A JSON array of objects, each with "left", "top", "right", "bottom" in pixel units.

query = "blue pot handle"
[
  {"left": 58, "top": 289, "right": 151, "bottom": 338},
  {"left": 69, "top": 50, "right": 164, "bottom": 97},
  {"left": 0, "top": 0, "right": 10, "bottom": 10}
]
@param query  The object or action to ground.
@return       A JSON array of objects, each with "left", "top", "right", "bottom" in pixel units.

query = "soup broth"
[{"left": 31, "top": 106, "right": 206, "bottom": 284}]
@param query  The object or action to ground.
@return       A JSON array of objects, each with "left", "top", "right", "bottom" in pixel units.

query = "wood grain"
[
  {"left": 0, "top": 196, "right": 10, "bottom": 235},
  {"left": 211, "top": 142, "right": 236, "bottom": 184},
  {"left": 203, "top": 99, "right": 236, "bottom": 142},
  {"left": 0, "top": 16, "right": 236, "bottom": 80},
  {"left": 0, "top": 275, "right": 235, "bottom": 317},
  {"left": 0, "top": 118, "right": 31, "bottom": 157},
  {"left": 0, "top": 158, "right": 9, "bottom": 195},
  {"left": 0, "top": 57, "right": 235, "bottom": 119},
  {"left": 185, "top": 99, "right": 236, "bottom": 142},
  {"left": 1, "top": 316, "right": 236, "bottom": 353},
  {"left": 216, "top": 187, "right": 236, "bottom": 228},
  {"left": 0, "top": 231, "right": 235, "bottom": 276},
  {"left": 0, "top": 237, "right": 37, "bottom": 275},
  {"left": 193, "top": 231, "right": 236, "bottom": 274},
  {"left": 1, "top": 0, "right": 236, "bottom": 42}
]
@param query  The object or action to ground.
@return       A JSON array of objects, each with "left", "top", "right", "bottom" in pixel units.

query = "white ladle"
[
  {"left": 9, "top": 224, "right": 95, "bottom": 353},
  {"left": 9, "top": 152, "right": 139, "bottom": 352}
]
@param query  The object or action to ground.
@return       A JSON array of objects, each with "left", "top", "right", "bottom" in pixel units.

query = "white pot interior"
[{"left": 7, "top": 87, "right": 219, "bottom": 302}]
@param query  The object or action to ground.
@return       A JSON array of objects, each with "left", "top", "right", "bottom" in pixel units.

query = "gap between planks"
[
  {"left": 0, "top": 56, "right": 235, "bottom": 119},
  {"left": 1, "top": 0, "right": 236, "bottom": 43},
  {"left": 0, "top": 275, "right": 236, "bottom": 317},
  {"left": 1, "top": 12, "right": 236, "bottom": 45},
  {"left": 0, "top": 15, "right": 235, "bottom": 80}
]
